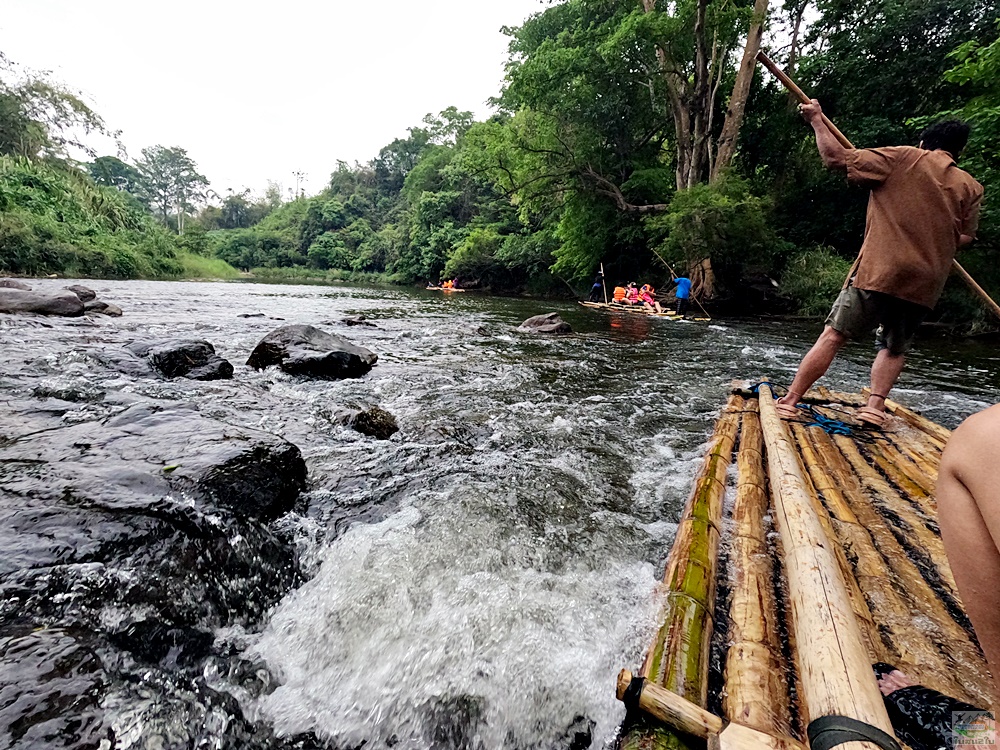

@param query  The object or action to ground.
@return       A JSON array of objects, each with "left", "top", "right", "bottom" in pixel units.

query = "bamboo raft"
[
  {"left": 616, "top": 382, "right": 992, "bottom": 750},
  {"left": 579, "top": 301, "right": 711, "bottom": 322}
]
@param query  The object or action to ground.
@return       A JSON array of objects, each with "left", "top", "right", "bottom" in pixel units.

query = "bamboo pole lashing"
[
  {"left": 810, "top": 406, "right": 939, "bottom": 520},
  {"left": 756, "top": 51, "right": 1000, "bottom": 324},
  {"left": 724, "top": 402, "right": 793, "bottom": 737},
  {"left": 756, "top": 383, "right": 897, "bottom": 750},
  {"left": 804, "top": 427, "right": 993, "bottom": 706}
]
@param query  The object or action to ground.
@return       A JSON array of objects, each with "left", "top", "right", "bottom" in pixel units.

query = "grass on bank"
[{"left": 178, "top": 252, "right": 242, "bottom": 280}]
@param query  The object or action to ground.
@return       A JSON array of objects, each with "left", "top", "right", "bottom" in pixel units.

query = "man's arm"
[{"left": 799, "top": 99, "right": 848, "bottom": 171}]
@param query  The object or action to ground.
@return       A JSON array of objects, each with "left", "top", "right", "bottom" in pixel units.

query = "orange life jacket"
[{"left": 613, "top": 286, "right": 626, "bottom": 301}]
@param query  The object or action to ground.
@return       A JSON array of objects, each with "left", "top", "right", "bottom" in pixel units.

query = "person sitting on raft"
[
  {"left": 638, "top": 284, "right": 663, "bottom": 313},
  {"left": 622, "top": 283, "right": 641, "bottom": 305},
  {"left": 612, "top": 285, "right": 627, "bottom": 304}
]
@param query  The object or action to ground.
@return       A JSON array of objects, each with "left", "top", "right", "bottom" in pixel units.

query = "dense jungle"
[{"left": 2, "top": 0, "right": 999, "bottom": 330}]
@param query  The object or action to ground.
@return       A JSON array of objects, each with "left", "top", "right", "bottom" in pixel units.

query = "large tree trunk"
[
  {"left": 644, "top": 0, "right": 716, "bottom": 191},
  {"left": 712, "top": 0, "right": 769, "bottom": 181}
]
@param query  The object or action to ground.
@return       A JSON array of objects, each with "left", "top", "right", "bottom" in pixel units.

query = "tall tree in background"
[
  {"left": 135, "top": 145, "right": 210, "bottom": 234},
  {"left": 89, "top": 155, "right": 142, "bottom": 193},
  {"left": 0, "top": 53, "right": 111, "bottom": 160}
]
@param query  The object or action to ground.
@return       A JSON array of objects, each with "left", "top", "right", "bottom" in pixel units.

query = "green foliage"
[
  {"left": 648, "top": 176, "right": 788, "bottom": 292},
  {"left": 780, "top": 246, "right": 853, "bottom": 315},
  {"left": 177, "top": 252, "right": 243, "bottom": 280},
  {"left": 0, "top": 155, "right": 190, "bottom": 278}
]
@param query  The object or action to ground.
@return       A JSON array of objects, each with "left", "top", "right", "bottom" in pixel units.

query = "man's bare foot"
[{"left": 878, "top": 668, "right": 913, "bottom": 696}]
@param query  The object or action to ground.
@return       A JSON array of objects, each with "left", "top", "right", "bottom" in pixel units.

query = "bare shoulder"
[{"left": 942, "top": 404, "right": 1000, "bottom": 472}]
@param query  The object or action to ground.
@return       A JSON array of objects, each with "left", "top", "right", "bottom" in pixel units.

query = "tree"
[
  {"left": 135, "top": 145, "right": 210, "bottom": 234},
  {"left": 89, "top": 156, "right": 142, "bottom": 194},
  {"left": 0, "top": 55, "right": 112, "bottom": 160}
]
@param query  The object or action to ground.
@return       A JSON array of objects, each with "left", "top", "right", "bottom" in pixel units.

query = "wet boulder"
[
  {"left": 349, "top": 406, "right": 400, "bottom": 440},
  {"left": 518, "top": 312, "right": 572, "bottom": 334},
  {"left": 127, "top": 339, "right": 234, "bottom": 380},
  {"left": 0, "top": 278, "right": 31, "bottom": 290},
  {"left": 83, "top": 299, "right": 123, "bottom": 316},
  {"left": 65, "top": 284, "right": 97, "bottom": 302},
  {"left": 0, "top": 403, "right": 308, "bottom": 747},
  {"left": 340, "top": 315, "right": 378, "bottom": 328},
  {"left": 247, "top": 324, "right": 377, "bottom": 379},
  {"left": 0, "top": 288, "right": 84, "bottom": 316}
]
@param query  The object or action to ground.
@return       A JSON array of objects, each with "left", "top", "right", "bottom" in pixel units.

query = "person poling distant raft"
[{"left": 774, "top": 100, "right": 983, "bottom": 428}]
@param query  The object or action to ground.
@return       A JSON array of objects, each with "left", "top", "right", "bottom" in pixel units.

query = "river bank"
[{"left": 1, "top": 279, "right": 998, "bottom": 748}]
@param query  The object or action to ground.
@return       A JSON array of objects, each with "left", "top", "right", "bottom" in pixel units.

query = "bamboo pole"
[
  {"left": 790, "top": 424, "right": 882, "bottom": 661},
  {"left": 831, "top": 435, "right": 960, "bottom": 599},
  {"left": 622, "top": 396, "right": 740, "bottom": 750},
  {"left": 756, "top": 51, "right": 1000, "bottom": 324},
  {"left": 805, "top": 427, "right": 993, "bottom": 707},
  {"left": 724, "top": 402, "right": 793, "bottom": 737},
  {"left": 883, "top": 430, "right": 940, "bottom": 484},
  {"left": 756, "top": 383, "right": 896, "bottom": 750},
  {"left": 616, "top": 670, "right": 808, "bottom": 750},
  {"left": 601, "top": 262, "right": 609, "bottom": 305},
  {"left": 642, "top": 397, "right": 740, "bottom": 697}
]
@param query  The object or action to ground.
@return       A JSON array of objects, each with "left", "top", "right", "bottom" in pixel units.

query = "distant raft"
[
  {"left": 425, "top": 286, "right": 466, "bottom": 292},
  {"left": 615, "top": 383, "right": 991, "bottom": 750},
  {"left": 579, "top": 300, "right": 710, "bottom": 322}
]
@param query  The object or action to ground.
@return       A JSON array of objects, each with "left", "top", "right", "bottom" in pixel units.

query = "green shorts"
[{"left": 825, "top": 287, "right": 929, "bottom": 355}]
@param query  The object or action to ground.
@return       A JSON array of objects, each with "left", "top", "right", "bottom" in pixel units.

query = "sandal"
[{"left": 856, "top": 405, "right": 887, "bottom": 429}]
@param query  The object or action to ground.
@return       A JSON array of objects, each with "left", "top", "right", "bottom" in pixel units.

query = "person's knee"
[{"left": 818, "top": 326, "right": 848, "bottom": 349}]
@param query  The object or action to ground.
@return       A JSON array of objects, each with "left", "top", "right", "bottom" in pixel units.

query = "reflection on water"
[{"left": 1, "top": 278, "right": 998, "bottom": 749}]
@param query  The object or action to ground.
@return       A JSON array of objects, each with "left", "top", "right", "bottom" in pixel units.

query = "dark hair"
[{"left": 919, "top": 120, "right": 970, "bottom": 158}]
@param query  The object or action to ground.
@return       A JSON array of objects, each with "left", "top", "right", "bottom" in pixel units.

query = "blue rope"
[
  {"left": 799, "top": 404, "right": 854, "bottom": 436},
  {"left": 749, "top": 380, "right": 780, "bottom": 395}
]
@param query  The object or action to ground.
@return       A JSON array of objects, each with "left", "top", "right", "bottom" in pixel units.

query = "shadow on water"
[{"left": 1, "top": 279, "right": 998, "bottom": 749}]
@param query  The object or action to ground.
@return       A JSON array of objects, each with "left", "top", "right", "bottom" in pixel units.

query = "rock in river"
[
  {"left": 0, "top": 403, "right": 309, "bottom": 747},
  {"left": 0, "top": 288, "right": 84, "bottom": 316},
  {"left": 83, "top": 298, "right": 123, "bottom": 316},
  {"left": 127, "top": 338, "right": 234, "bottom": 380},
  {"left": 246, "top": 324, "right": 377, "bottom": 379},
  {"left": 349, "top": 406, "right": 400, "bottom": 440},
  {"left": 65, "top": 284, "right": 97, "bottom": 302},
  {"left": 0, "top": 278, "right": 31, "bottom": 290},
  {"left": 519, "top": 312, "right": 572, "bottom": 334}
]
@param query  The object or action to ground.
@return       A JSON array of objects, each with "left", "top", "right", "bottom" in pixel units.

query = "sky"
[{"left": 2, "top": 0, "right": 549, "bottom": 197}]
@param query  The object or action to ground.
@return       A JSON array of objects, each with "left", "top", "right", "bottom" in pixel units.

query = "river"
[{"left": 1, "top": 278, "right": 998, "bottom": 749}]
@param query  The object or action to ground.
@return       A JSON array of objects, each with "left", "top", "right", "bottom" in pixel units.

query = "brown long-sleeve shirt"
[{"left": 845, "top": 145, "right": 983, "bottom": 309}]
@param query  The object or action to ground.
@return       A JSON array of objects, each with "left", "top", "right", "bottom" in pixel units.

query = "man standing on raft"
[{"left": 776, "top": 100, "right": 983, "bottom": 427}]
